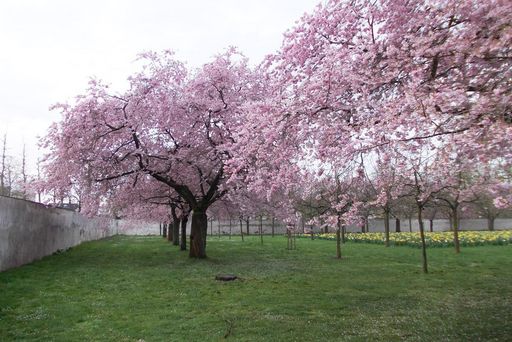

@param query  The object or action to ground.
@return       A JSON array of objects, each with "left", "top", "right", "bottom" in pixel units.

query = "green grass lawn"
[{"left": 0, "top": 235, "right": 511, "bottom": 341}]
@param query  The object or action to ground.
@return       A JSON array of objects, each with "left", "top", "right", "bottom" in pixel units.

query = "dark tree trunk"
[
  {"left": 246, "top": 218, "right": 250, "bottom": 235},
  {"left": 159, "top": 222, "right": 162, "bottom": 236},
  {"left": 218, "top": 220, "right": 221, "bottom": 238},
  {"left": 163, "top": 223, "right": 167, "bottom": 238},
  {"left": 259, "top": 216, "right": 263, "bottom": 244},
  {"left": 452, "top": 207, "right": 460, "bottom": 254},
  {"left": 417, "top": 204, "right": 428, "bottom": 274},
  {"left": 271, "top": 217, "right": 275, "bottom": 237},
  {"left": 429, "top": 219, "right": 434, "bottom": 232},
  {"left": 341, "top": 225, "right": 346, "bottom": 244},
  {"left": 488, "top": 217, "right": 495, "bottom": 231},
  {"left": 202, "top": 220, "right": 208, "bottom": 249},
  {"left": 395, "top": 218, "right": 401, "bottom": 232},
  {"left": 180, "top": 215, "right": 188, "bottom": 251},
  {"left": 293, "top": 229, "right": 296, "bottom": 250},
  {"left": 408, "top": 217, "right": 412, "bottom": 232},
  {"left": 167, "top": 222, "right": 172, "bottom": 242},
  {"left": 365, "top": 217, "right": 369, "bottom": 233},
  {"left": 384, "top": 209, "right": 390, "bottom": 247},
  {"left": 239, "top": 219, "right": 244, "bottom": 242},
  {"left": 229, "top": 218, "right": 232, "bottom": 239},
  {"left": 336, "top": 215, "right": 342, "bottom": 259},
  {"left": 171, "top": 206, "right": 179, "bottom": 246},
  {"left": 189, "top": 210, "right": 207, "bottom": 258},
  {"left": 210, "top": 219, "right": 213, "bottom": 236},
  {"left": 172, "top": 221, "right": 179, "bottom": 246}
]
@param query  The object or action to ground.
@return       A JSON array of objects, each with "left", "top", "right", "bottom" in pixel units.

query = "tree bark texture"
[
  {"left": 417, "top": 205, "right": 428, "bottom": 274},
  {"left": 189, "top": 211, "right": 207, "bottom": 258},
  {"left": 167, "top": 222, "right": 172, "bottom": 242},
  {"left": 336, "top": 216, "right": 342, "bottom": 259},
  {"left": 488, "top": 217, "right": 495, "bottom": 231},
  {"left": 384, "top": 209, "right": 390, "bottom": 247},
  {"left": 172, "top": 221, "right": 180, "bottom": 246},
  {"left": 452, "top": 207, "right": 460, "bottom": 254},
  {"left": 259, "top": 216, "right": 263, "bottom": 244},
  {"left": 239, "top": 219, "right": 244, "bottom": 242},
  {"left": 180, "top": 216, "right": 188, "bottom": 251}
]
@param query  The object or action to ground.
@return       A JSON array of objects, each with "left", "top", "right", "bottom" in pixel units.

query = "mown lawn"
[{"left": 0, "top": 235, "right": 511, "bottom": 341}]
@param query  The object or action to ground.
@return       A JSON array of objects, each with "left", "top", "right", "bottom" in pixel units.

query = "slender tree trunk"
[
  {"left": 341, "top": 225, "right": 346, "bottom": 244},
  {"left": 336, "top": 216, "right": 342, "bottom": 259},
  {"left": 417, "top": 204, "right": 428, "bottom": 274},
  {"left": 159, "top": 222, "right": 162, "bottom": 236},
  {"left": 167, "top": 222, "right": 172, "bottom": 242},
  {"left": 170, "top": 206, "right": 179, "bottom": 246},
  {"left": 488, "top": 217, "right": 495, "bottom": 231},
  {"left": 163, "top": 223, "right": 167, "bottom": 238},
  {"left": 246, "top": 218, "right": 250, "bottom": 235},
  {"left": 452, "top": 207, "right": 460, "bottom": 254},
  {"left": 172, "top": 220, "right": 179, "bottom": 246},
  {"left": 210, "top": 219, "right": 213, "bottom": 236},
  {"left": 408, "top": 217, "right": 412, "bottom": 232},
  {"left": 384, "top": 209, "right": 390, "bottom": 247},
  {"left": 218, "top": 220, "right": 221, "bottom": 238},
  {"left": 180, "top": 215, "right": 188, "bottom": 251},
  {"left": 365, "top": 217, "right": 369, "bottom": 233},
  {"left": 190, "top": 210, "right": 207, "bottom": 258},
  {"left": 287, "top": 228, "right": 291, "bottom": 250},
  {"left": 229, "top": 218, "right": 232, "bottom": 239},
  {"left": 429, "top": 219, "right": 433, "bottom": 232},
  {"left": 259, "top": 215, "right": 263, "bottom": 245},
  {"left": 395, "top": 218, "right": 401, "bottom": 232},
  {"left": 239, "top": 219, "right": 244, "bottom": 242},
  {"left": 271, "top": 217, "right": 275, "bottom": 237}
]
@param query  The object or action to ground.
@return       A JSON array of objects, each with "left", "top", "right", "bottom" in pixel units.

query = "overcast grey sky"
[{"left": 0, "top": 0, "right": 320, "bottom": 174}]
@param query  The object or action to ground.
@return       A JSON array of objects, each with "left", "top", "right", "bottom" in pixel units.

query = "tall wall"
[
  {"left": 118, "top": 220, "right": 160, "bottom": 235},
  {"left": 0, "top": 196, "right": 118, "bottom": 272}
]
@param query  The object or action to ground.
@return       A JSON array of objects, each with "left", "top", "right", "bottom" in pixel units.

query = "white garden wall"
[{"left": 0, "top": 196, "right": 119, "bottom": 272}]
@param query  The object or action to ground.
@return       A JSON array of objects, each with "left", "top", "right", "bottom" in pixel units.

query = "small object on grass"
[{"left": 215, "top": 274, "right": 237, "bottom": 281}]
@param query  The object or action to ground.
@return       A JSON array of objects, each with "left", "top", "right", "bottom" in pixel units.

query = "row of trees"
[{"left": 38, "top": 0, "right": 511, "bottom": 266}]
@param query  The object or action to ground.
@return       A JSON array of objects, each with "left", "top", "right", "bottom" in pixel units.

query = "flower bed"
[{"left": 301, "top": 231, "right": 512, "bottom": 248}]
